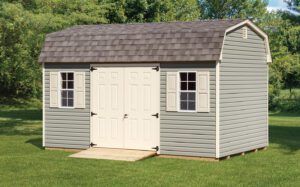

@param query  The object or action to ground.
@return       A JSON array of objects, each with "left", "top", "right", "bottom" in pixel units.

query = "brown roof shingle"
[{"left": 39, "top": 19, "right": 244, "bottom": 63}]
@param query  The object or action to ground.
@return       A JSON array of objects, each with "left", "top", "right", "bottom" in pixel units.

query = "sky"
[
  {"left": 267, "top": 0, "right": 299, "bottom": 14},
  {"left": 267, "top": 0, "right": 288, "bottom": 11}
]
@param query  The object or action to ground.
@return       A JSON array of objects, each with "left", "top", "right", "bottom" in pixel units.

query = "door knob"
[{"left": 124, "top": 114, "right": 128, "bottom": 118}]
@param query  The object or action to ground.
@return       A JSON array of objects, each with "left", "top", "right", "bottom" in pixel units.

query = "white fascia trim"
[
  {"left": 42, "top": 62, "right": 45, "bottom": 147},
  {"left": 219, "top": 20, "right": 272, "bottom": 63},
  {"left": 215, "top": 61, "right": 220, "bottom": 158}
]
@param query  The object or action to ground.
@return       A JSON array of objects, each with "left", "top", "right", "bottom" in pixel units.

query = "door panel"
[
  {"left": 124, "top": 67, "right": 159, "bottom": 150},
  {"left": 92, "top": 68, "right": 124, "bottom": 148}
]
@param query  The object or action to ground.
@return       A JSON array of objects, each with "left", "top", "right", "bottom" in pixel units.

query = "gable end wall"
[{"left": 219, "top": 26, "right": 269, "bottom": 157}]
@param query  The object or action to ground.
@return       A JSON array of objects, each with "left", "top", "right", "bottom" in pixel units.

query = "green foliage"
[
  {"left": 272, "top": 54, "right": 300, "bottom": 91},
  {"left": 272, "top": 89, "right": 300, "bottom": 112},
  {"left": 0, "top": 0, "right": 299, "bottom": 113},
  {"left": 0, "top": 1, "right": 110, "bottom": 98},
  {"left": 0, "top": 0, "right": 200, "bottom": 99},
  {"left": 268, "top": 65, "right": 282, "bottom": 110},
  {"left": 277, "top": 96, "right": 300, "bottom": 112},
  {"left": 259, "top": 12, "right": 300, "bottom": 111},
  {"left": 0, "top": 3, "right": 42, "bottom": 98},
  {"left": 105, "top": 0, "right": 200, "bottom": 23},
  {"left": 198, "top": 0, "right": 268, "bottom": 19},
  {"left": 269, "top": 54, "right": 300, "bottom": 112},
  {"left": 286, "top": 0, "right": 300, "bottom": 13}
]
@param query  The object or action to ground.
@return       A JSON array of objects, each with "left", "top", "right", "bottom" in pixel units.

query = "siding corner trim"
[
  {"left": 216, "top": 61, "right": 220, "bottom": 158},
  {"left": 42, "top": 62, "right": 45, "bottom": 147}
]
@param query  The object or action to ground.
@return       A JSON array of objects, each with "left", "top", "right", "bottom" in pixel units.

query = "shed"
[{"left": 39, "top": 19, "right": 271, "bottom": 159}]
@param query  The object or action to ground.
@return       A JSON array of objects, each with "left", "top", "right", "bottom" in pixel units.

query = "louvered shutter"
[
  {"left": 166, "top": 72, "right": 177, "bottom": 111},
  {"left": 50, "top": 72, "right": 59, "bottom": 107},
  {"left": 74, "top": 72, "right": 85, "bottom": 108},
  {"left": 197, "top": 71, "right": 210, "bottom": 112}
]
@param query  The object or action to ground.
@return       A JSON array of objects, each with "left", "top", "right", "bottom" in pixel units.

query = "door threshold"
[{"left": 69, "top": 147, "right": 156, "bottom": 161}]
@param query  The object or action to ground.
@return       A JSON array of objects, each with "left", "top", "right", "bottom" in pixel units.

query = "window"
[
  {"left": 179, "top": 72, "right": 196, "bottom": 111},
  {"left": 60, "top": 72, "right": 74, "bottom": 107}
]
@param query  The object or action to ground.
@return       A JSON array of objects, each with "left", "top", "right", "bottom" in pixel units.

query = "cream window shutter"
[
  {"left": 74, "top": 72, "right": 85, "bottom": 108},
  {"left": 166, "top": 72, "right": 177, "bottom": 111},
  {"left": 197, "top": 71, "right": 210, "bottom": 112},
  {"left": 50, "top": 72, "right": 59, "bottom": 108}
]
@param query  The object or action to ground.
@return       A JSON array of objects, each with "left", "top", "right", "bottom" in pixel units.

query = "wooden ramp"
[{"left": 69, "top": 148, "right": 156, "bottom": 161}]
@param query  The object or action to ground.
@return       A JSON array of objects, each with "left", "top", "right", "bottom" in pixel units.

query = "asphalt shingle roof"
[{"left": 39, "top": 19, "right": 244, "bottom": 63}]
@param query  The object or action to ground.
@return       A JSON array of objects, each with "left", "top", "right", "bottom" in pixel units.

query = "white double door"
[{"left": 91, "top": 66, "right": 159, "bottom": 150}]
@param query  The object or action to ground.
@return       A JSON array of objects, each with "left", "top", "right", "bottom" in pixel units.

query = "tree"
[
  {"left": 105, "top": 0, "right": 200, "bottom": 23},
  {"left": 198, "top": 0, "right": 268, "bottom": 19},
  {"left": 0, "top": 0, "right": 201, "bottom": 99},
  {"left": 0, "top": 1, "right": 109, "bottom": 98},
  {"left": 259, "top": 12, "right": 300, "bottom": 109},
  {"left": 282, "top": 56, "right": 300, "bottom": 93},
  {"left": 0, "top": 3, "right": 41, "bottom": 98},
  {"left": 286, "top": 0, "right": 300, "bottom": 13}
]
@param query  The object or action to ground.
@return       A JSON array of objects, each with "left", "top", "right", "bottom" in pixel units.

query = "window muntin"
[
  {"left": 60, "top": 72, "right": 74, "bottom": 107},
  {"left": 179, "top": 72, "right": 196, "bottom": 111}
]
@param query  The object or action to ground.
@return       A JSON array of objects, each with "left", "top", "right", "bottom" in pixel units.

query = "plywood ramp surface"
[{"left": 69, "top": 148, "right": 156, "bottom": 161}]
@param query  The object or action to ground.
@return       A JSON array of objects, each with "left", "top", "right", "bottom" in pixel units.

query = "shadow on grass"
[
  {"left": 0, "top": 109, "right": 42, "bottom": 121},
  {"left": 0, "top": 120, "right": 42, "bottom": 136},
  {"left": 0, "top": 109, "right": 42, "bottom": 136},
  {"left": 269, "top": 125, "right": 300, "bottom": 154},
  {"left": 26, "top": 137, "right": 44, "bottom": 149}
]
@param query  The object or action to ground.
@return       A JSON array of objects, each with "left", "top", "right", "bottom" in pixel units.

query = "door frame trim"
[
  {"left": 91, "top": 63, "right": 159, "bottom": 68},
  {"left": 89, "top": 63, "right": 160, "bottom": 151}
]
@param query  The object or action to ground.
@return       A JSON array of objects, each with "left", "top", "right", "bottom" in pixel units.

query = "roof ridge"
[{"left": 67, "top": 19, "right": 246, "bottom": 28}]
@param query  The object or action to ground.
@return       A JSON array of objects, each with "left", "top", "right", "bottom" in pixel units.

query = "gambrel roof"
[{"left": 39, "top": 19, "right": 271, "bottom": 63}]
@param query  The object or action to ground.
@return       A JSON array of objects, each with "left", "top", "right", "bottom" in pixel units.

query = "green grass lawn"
[{"left": 1, "top": 106, "right": 300, "bottom": 187}]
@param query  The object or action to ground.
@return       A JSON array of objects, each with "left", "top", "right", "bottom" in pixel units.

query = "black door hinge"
[
  {"left": 151, "top": 113, "right": 159, "bottom": 118},
  {"left": 90, "top": 142, "right": 97, "bottom": 147},
  {"left": 90, "top": 66, "right": 97, "bottom": 71},
  {"left": 152, "top": 66, "right": 159, "bottom": 71},
  {"left": 152, "top": 146, "right": 159, "bottom": 151},
  {"left": 91, "top": 112, "right": 97, "bottom": 116}
]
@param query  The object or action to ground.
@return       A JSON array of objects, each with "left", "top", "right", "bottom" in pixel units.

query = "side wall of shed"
[
  {"left": 44, "top": 63, "right": 90, "bottom": 149},
  {"left": 160, "top": 62, "right": 216, "bottom": 157},
  {"left": 219, "top": 27, "right": 268, "bottom": 157}
]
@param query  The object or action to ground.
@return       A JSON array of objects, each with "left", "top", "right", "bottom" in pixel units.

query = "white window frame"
[
  {"left": 59, "top": 71, "right": 75, "bottom": 109},
  {"left": 177, "top": 71, "right": 197, "bottom": 112}
]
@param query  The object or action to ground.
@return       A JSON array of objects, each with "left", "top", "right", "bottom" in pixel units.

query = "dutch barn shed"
[{"left": 39, "top": 19, "right": 271, "bottom": 159}]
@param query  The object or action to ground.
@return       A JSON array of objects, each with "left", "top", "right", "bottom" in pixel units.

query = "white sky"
[
  {"left": 267, "top": 0, "right": 289, "bottom": 11},
  {"left": 267, "top": 0, "right": 299, "bottom": 14}
]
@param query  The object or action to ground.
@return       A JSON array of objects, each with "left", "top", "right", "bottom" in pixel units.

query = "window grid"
[
  {"left": 179, "top": 72, "right": 196, "bottom": 111},
  {"left": 61, "top": 72, "right": 74, "bottom": 107}
]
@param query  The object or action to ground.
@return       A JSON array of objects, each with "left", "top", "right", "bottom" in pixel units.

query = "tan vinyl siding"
[
  {"left": 160, "top": 62, "right": 216, "bottom": 157},
  {"left": 44, "top": 63, "right": 90, "bottom": 149},
  {"left": 219, "top": 27, "right": 268, "bottom": 157}
]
